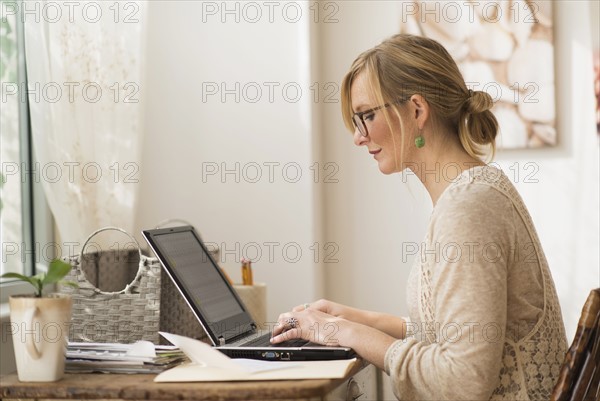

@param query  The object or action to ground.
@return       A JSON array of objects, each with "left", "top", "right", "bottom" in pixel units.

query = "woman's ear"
[{"left": 409, "top": 94, "right": 430, "bottom": 130}]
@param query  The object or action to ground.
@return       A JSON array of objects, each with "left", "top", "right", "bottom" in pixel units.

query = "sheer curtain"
[{"left": 23, "top": 1, "right": 146, "bottom": 247}]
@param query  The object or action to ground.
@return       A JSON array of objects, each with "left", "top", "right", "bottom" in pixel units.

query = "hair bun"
[{"left": 466, "top": 90, "right": 494, "bottom": 114}]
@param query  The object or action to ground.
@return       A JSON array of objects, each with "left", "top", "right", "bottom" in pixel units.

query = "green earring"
[{"left": 415, "top": 132, "right": 425, "bottom": 148}]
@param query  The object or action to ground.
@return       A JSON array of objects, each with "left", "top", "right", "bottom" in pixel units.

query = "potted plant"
[{"left": 1, "top": 259, "right": 77, "bottom": 382}]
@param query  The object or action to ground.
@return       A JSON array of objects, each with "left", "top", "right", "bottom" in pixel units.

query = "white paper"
[
  {"left": 126, "top": 341, "right": 157, "bottom": 358},
  {"left": 67, "top": 340, "right": 160, "bottom": 362},
  {"left": 159, "top": 332, "right": 288, "bottom": 374},
  {"left": 154, "top": 359, "right": 358, "bottom": 382},
  {"left": 159, "top": 332, "right": 240, "bottom": 370},
  {"left": 155, "top": 332, "right": 358, "bottom": 382}
]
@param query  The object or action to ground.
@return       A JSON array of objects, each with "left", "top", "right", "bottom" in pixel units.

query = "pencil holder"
[{"left": 233, "top": 283, "right": 267, "bottom": 329}]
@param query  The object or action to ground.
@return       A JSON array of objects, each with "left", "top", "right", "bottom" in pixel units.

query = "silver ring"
[
  {"left": 286, "top": 317, "right": 299, "bottom": 329},
  {"left": 303, "top": 303, "right": 310, "bottom": 310}
]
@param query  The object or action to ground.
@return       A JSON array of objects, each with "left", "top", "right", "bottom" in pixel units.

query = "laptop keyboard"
[{"left": 242, "top": 333, "right": 308, "bottom": 348}]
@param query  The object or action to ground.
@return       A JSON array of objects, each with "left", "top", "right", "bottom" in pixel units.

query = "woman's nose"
[{"left": 353, "top": 129, "right": 368, "bottom": 146}]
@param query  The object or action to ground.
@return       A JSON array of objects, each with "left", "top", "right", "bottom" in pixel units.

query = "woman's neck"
[{"left": 409, "top": 137, "right": 485, "bottom": 206}]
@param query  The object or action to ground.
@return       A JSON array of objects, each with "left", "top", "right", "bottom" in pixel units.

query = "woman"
[{"left": 270, "top": 34, "right": 568, "bottom": 400}]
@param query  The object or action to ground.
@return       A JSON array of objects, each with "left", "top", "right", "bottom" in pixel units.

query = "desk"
[{"left": 0, "top": 362, "right": 377, "bottom": 401}]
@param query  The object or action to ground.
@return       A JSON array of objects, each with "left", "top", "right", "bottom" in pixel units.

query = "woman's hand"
[
  {"left": 290, "top": 299, "right": 362, "bottom": 322},
  {"left": 288, "top": 298, "right": 407, "bottom": 340},
  {"left": 270, "top": 308, "right": 353, "bottom": 346},
  {"left": 270, "top": 305, "right": 399, "bottom": 371}
]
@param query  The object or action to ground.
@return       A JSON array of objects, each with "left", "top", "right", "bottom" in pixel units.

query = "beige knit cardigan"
[{"left": 385, "top": 165, "right": 568, "bottom": 401}]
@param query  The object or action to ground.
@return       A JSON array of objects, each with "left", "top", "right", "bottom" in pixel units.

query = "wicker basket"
[
  {"left": 60, "top": 227, "right": 162, "bottom": 344},
  {"left": 60, "top": 227, "right": 208, "bottom": 345}
]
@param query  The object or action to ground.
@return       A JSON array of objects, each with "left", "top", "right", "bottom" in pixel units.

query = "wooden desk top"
[{"left": 0, "top": 361, "right": 369, "bottom": 401}]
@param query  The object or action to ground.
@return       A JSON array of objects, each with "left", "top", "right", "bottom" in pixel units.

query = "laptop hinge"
[{"left": 218, "top": 336, "right": 226, "bottom": 346}]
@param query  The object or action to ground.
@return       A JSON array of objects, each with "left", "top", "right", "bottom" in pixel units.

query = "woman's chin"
[{"left": 377, "top": 163, "right": 396, "bottom": 175}]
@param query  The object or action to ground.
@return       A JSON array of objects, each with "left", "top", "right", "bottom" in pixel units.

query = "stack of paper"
[{"left": 66, "top": 340, "right": 187, "bottom": 374}]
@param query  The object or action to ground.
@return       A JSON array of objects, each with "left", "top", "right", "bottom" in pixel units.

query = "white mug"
[{"left": 9, "top": 294, "right": 72, "bottom": 382}]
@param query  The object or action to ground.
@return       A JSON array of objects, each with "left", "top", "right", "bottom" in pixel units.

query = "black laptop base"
[{"left": 218, "top": 347, "right": 356, "bottom": 361}]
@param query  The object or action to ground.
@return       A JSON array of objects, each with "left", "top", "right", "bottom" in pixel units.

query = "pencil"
[{"left": 241, "top": 258, "right": 253, "bottom": 286}]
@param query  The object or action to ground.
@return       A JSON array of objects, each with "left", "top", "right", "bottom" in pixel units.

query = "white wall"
[{"left": 135, "top": 1, "right": 324, "bottom": 323}]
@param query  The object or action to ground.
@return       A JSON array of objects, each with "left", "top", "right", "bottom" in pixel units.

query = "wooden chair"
[{"left": 551, "top": 288, "right": 600, "bottom": 401}]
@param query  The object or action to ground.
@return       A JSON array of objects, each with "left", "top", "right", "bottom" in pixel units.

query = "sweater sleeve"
[{"left": 384, "top": 183, "right": 515, "bottom": 401}]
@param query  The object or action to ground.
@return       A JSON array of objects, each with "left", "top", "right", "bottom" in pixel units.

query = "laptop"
[{"left": 142, "top": 225, "right": 355, "bottom": 361}]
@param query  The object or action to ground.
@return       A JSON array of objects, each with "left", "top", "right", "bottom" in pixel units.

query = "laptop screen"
[
  {"left": 143, "top": 226, "right": 254, "bottom": 344},
  {"left": 152, "top": 230, "right": 243, "bottom": 322}
]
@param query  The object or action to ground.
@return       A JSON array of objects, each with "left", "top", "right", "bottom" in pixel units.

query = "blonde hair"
[{"left": 341, "top": 34, "right": 498, "bottom": 162}]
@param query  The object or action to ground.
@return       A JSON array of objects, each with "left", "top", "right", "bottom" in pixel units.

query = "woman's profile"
[{"left": 271, "top": 34, "right": 567, "bottom": 400}]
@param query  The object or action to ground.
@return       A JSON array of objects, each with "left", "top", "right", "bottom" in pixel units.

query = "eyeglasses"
[{"left": 351, "top": 98, "right": 409, "bottom": 137}]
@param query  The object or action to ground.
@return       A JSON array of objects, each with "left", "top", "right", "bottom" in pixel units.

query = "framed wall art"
[{"left": 399, "top": 1, "right": 556, "bottom": 149}]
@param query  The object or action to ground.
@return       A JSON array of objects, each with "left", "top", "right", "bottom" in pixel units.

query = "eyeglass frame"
[{"left": 351, "top": 97, "right": 410, "bottom": 137}]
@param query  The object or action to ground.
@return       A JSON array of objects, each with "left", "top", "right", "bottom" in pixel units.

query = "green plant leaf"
[
  {"left": 2, "top": 259, "right": 73, "bottom": 297},
  {"left": 1, "top": 272, "right": 40, "bottom": 295},
  {"left": 32, "top": 272, "right": 45, "bottom": 282},
  {"left": 30, "top": 276, "right": 44, "bottom": 297},
  {"left": 1, "top": 272, "right": 33, "bottom": 281},
  {"left": 43, "top": 259, "right": 72, "bottom": 285}
]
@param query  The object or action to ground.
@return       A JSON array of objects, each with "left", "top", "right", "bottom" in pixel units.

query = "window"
[
  {"left": 1, "top": 1, "right": 52, "bottom": 299},
  {"left": 1, "top": 0, "right": 32, "bottom": 279}
]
